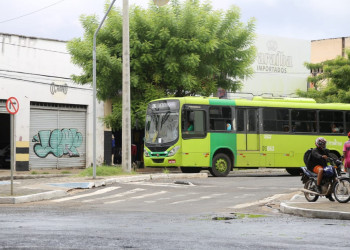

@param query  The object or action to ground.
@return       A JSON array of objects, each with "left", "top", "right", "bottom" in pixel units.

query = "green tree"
[
  {"left": 297, "top": 50, "right": 350, "bottom": 103},
  {"left": 67, "top": 0, "right": 256, "bottom": 130}
]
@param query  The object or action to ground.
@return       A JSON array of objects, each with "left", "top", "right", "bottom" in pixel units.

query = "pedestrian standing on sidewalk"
[
  {"left": 343, "top": 132, "right": 350, "bottom": 176},
  {"left": 112, "top": 134, "right": 116, "bottom": 165}
]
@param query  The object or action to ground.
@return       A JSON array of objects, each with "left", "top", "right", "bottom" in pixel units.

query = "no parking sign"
[
  {"left": 6, "top": 97, "right": 19, "bottom": 115},
  {"left": 6, "top": 97, "right": 19, "bottom": 195}
]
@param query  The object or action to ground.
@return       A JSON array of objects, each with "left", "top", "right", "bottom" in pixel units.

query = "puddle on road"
[
  {"left": 212, "top": 213, "right": 267, "bottom": 221},
  {"left": 173, "top": 180, "right": 195, "bottom": 186}
]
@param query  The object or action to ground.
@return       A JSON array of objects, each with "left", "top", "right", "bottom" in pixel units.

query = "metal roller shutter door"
[
  {"left": 0, "top": 100, "right": 6, "bottom": 113},
  {"left": 30, "top": 107, "right": 86, "bottom": 169},
  {"left": 57, "top": 110, "right": 86, "bottom": 168}
]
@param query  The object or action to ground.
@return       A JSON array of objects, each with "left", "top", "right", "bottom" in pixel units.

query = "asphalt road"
[
  {"left": 31, "top": 171, "right": 301, "bottom": 214},
  {"left": 1, "top": 172, "right": 350, "bottom": 249}
]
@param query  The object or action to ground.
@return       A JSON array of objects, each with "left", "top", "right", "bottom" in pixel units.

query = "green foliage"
[
  {"left": 77, "top": 165, "right": 136, "bottom": 177},
  {"left": 299, "top": 50, "right": 350, "bottom": 103},
  {"left": 68, "top": 0, "right": 256, "bottom": 130}
]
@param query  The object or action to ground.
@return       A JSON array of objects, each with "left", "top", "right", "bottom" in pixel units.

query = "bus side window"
[
  {"left": 236, "top": 109, "right": 245, "bottom": 132},
  {"left": 209, "top": 106, "right": 232, "bottom": 131},
  {"left": 346, "top": 112, "right": 350, "bottom": 132},
  {"left": 319, "top": 110, "right": 344, "bottom": 134},
  {"left": 291, "top": 109, "right": 316, "bottom": 133},
  {"left": 182, "top": 109, "right": 206, "bottom": 138}
]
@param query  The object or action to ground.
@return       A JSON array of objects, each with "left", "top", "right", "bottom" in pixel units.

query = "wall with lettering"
[
  {"left": 0, "top": 33, "right": 105, "bottom": 168},
  {"left": 238, "top": 34, "right": 310, "bottom": 96}
]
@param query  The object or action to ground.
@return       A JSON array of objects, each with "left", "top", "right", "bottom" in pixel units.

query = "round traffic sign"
[{"left": 6, "top": 97, "right": 19, "bottom": 115}]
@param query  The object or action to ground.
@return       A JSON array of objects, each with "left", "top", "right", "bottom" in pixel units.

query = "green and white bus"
[{"left": 143, "top": 96, "right": 350, "bottom": 176}]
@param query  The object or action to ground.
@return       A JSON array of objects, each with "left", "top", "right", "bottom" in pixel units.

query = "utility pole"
[
  {"left": 122, "top": 0, "right": 131, "bottom": 172},
  {"left": 94, "top": 0, "right": 168, "bottom": 174},
  {"left": 121, "top": 0, "right": 169, "bottom": 172}
]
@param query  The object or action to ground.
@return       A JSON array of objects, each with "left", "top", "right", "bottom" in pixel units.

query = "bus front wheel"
[{"left": 210, "top": 153, "right": 231, "bottom": 177}]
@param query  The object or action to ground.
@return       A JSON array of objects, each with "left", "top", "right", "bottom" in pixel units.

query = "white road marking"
[
  {"left": 104, "top": 190, "right": 168, "bottom": 204},
  {"left": 82, "top": 188, "right": 145, "bottom": 203},
  {"left": 125, "top": 181, "right": 189, "bottom": 188},
  {"left": 170, "top": 193, "right": 225, "bottom": 204},
  {"left": 236, "top": 187, "right": 260, "bottom": 190},
  {"left": 52, "top": 187, "right": 120, "bottom": 202},
  {"left": 229, "top": 193, "right": 286, "bottom": 209},
  {"left": 233, "top": 194, "right": 256, "bottom": 199},
  {"left": 143, "top": 193, "right": 198, "bottom": 203}
]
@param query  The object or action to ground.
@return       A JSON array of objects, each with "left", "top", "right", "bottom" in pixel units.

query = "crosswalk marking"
[
  {"left": 52, "top": 186, "right": 120, "bottom": 202},
  {"left": 104, "top": 190, "right": 168, "bottom": 204},
  {"left": 125, "top": 181, "right": 189, "bottom": 188},
  {"left": 143, "top": 192, "right": 200, "bottom": 203},
  {"left": 170, "top": 193, "right": 225, "bottom": 204},
  {"left": 82, "top": 188, "right": 145, "bottom": 203}
]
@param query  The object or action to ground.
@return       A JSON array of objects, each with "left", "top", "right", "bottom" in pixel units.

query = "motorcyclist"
[{"left": 309, "top": 137, "right": 334, "bottom": 201}]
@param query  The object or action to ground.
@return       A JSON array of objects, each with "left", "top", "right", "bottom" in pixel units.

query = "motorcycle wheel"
[
  {"left": 333, "top": 179, "right": 350, "bottom": 203},
  {"left": 304, "top": 179, "right": 319, "bottom": 202}
]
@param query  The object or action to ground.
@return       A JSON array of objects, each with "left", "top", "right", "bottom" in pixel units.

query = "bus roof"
[{"left": 151, "top": 96, "right": 350, "bottom": 110}]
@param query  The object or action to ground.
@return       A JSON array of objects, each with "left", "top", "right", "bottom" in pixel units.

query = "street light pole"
[
  {"left": 122, "top": 0, "right": 131, "bottom": 173},
  {"left": 93, "top": 0, "right": 116, "bottom": 179}
]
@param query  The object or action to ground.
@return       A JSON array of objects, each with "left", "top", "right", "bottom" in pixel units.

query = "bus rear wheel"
[
  {"left": 210, "top": 153, "right": 231, "bottom": 177},
  {"left": 286, "top": 168, "right": 301, "bottom": 176},
  {"left": 180, "top": 167, "right": 201, "bottom": 173}
]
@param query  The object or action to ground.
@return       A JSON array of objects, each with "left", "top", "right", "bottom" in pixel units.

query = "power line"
[
  {"left": 0, "top": 0, "right": 66, "bottom": 24},
  {"left": 0, "top": 41, "right": 69, "bottom": 54},
  {"left": 0, "top": 74, "right": 92, "bottom": 91},
  {"left": 0, "top": 68, "right": 71, "bottom": 80}
]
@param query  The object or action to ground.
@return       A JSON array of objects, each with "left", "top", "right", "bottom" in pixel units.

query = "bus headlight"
[
  {"left": 168, "top": 146, "right": 180, "bottom": 157},
  {"left": 144, "top": 149, "right": 150, "bottom": 157}
]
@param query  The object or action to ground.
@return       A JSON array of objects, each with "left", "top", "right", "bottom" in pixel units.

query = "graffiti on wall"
[{"left": 32, "top": 128, "right": 83, "bottom": 158}]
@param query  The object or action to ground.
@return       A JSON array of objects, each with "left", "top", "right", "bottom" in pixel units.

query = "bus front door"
[
  {"left": 236, "top": 108, "right": 260, "bottom": 166},
  {"left": 181, "top": 109, "right": 210, "bottom": 167}
]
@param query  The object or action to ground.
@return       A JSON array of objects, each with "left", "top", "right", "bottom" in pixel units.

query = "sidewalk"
[
  {"left": 1, "top": 168, "right": 350, "bottom": 220},
  {"left": 280, "top": 192, "right": 350, "bottom": 220}
]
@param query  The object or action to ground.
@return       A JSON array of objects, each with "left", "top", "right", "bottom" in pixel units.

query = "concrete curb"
[
  {"left": 0, "top": 173, "right": 208, "bottom": 204},
  {"left": 95, "top": 173, "right": 208, "bottom": 186},
  {"left": 280, "top": 202, "right": 350, "bottom": 220},
  {"left": 0, "top": 174, "right": 75, "bottom": 181},
  {"left": 0, "top": 190, "right": 67, "bottom": 204}
]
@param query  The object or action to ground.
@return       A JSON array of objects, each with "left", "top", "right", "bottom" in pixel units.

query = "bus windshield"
[{"left": 145, "top": 100, "right": 179, "bottom": 145}]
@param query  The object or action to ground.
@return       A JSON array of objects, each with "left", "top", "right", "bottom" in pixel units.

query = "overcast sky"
[{"left": 0, "top": 0, "right": 348, "bottom": 41}]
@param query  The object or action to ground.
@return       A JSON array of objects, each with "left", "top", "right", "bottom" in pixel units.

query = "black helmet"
[{"left": 315, "top": 137, "right": 327, "bottom": 149}]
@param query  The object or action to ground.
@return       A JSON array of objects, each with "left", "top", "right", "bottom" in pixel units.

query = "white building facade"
[
  {"left": 230, "top": 34, "right": 310, "bottom": 97},
  {"left": 0, "top": 33, "right": 105, "bottom": 171}
]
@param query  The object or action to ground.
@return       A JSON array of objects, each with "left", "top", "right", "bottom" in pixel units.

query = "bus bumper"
[{"left": 144, "top": 156, "right": 181, "bottom": 167}]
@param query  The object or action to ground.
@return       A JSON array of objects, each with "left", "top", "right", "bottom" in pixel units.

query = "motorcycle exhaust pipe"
[{"left": 301, "top": 188, "right": 323, "bottom": 195}]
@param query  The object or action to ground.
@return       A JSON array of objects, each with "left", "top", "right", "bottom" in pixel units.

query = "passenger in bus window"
[
  {"left": 331, "top": 123, "right": 339, "bottom": 133},
  {"left": 226, "top": 121, "right": 232, "bottom": 131},
  {"left": 187, "top": 121, "right": 194, "bottom": 131}
]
